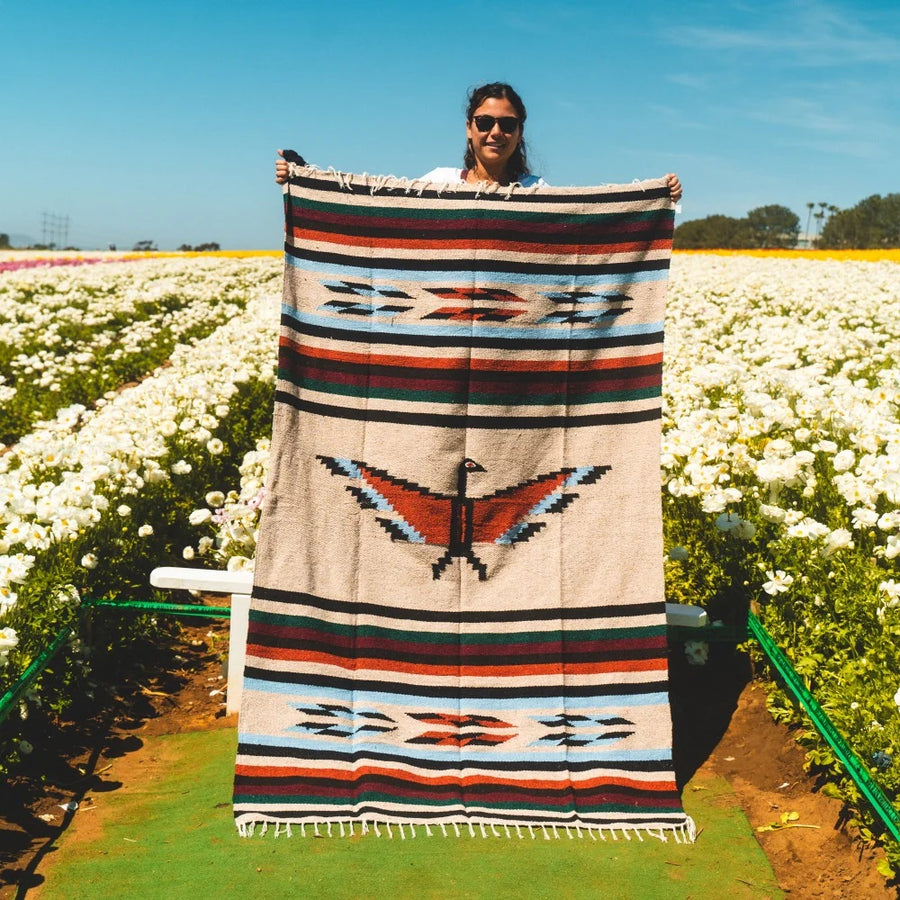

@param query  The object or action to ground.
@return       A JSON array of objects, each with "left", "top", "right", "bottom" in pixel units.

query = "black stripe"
[
  {"left": 236, "top": 744, "right": 674, "bottom": 773},
  {"left": 292, "top": 218, "right": 674, "bottom": 245},
  {"left": 250, "top": 584, "right": 663, "bottom": 624},
  {"left": 286, "top": 172, "right": 672, "bottom": 205},
  {"left": 280, "top": 314, "right": 664, "bottom": 351},
  {"left": 285, "top": 242, "right": 672, "bottom": 276},
  {"left": 272, "top": 390, "right": 661, "bottom": 429},
  {"left": 243, "top": 667, "right": 668, "bottom": 699}
]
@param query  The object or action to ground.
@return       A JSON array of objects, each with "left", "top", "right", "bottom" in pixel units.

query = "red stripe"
[
  {"left": 293, "top": 227, "right": 672, "bottom": 255},
  {"left": 279, "top": 338, "right": 663, "bottom": 373},
  {"left": 278, "top": 356, "right": 660, "bottom": 395},
  {"left": 235, "top": 764, "right": 676, "bottom": 793},
  {"left": 246, "top": 645, "right": 667, "bottom": 676}
]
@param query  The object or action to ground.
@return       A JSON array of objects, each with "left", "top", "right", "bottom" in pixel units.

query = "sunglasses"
[{"left": 472, "top": 115, "right": 520, "bottom": 134}]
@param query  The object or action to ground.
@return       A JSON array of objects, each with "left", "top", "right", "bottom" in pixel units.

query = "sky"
[{"left": 1, "top": 0, "right": 898, "bottom": 249}]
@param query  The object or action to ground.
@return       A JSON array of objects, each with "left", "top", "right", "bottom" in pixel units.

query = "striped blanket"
[{"left": 234, "top": 167, "right": 693, "bottom": 841}]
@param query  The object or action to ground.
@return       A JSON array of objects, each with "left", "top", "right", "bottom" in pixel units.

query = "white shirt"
[{"left": 420, "top": 167, "right": 546, "bottom": 188}]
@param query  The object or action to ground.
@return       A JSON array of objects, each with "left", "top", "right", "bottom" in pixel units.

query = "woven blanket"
[{"left": 234, "top": 167, "right": 693, "bottom": 842}]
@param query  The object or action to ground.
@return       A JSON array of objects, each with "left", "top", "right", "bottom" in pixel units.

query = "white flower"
[
  {"left": 762, "top": 570, "right": 794, "bottom": 595},
  {"left": 171, "top": 460, "right": 192, "bottom": 475},
  {"left": 832, "top": 449, "right": 856, "bottom": 472},
  {"left": 851, "top": 507, "right": 879, "bottom": 529},
  {"left": 189, "top": 508, "right": 212, "bottom": 526},
  {"left": 879, "top": 580, "right": 900, "bottom": 607},
  {"left": 81, "top": 553, "right": 98, "bottom": 570},
  {"left": 758, "top": 504, "right": 786, "bottom": 524},
  {"left": 885, "top": 535, "right": 900, "bottom": 560},
  {"left": 820, "top": 528, "right": 854, "bottom": 558},
  {"left": 733, "top": 519, "right": 757, "bottom": 540},
  {"left": 137, "top": 524, "right": 154, "bottom": 537},
  {"left": 205, "top": 491, "right": 226, "bottom": 507},
  {"left": 878, "top": 511, "right": 900, "bottom": 532},
  {"left": 895, "top": 686, "right": 900, "bottom": 710},
  {"left": 684, "top": 640, "right": 709, "bottom": 666},
  {"left": 226, "top": 555, "right": 254, "bottom": 572},
  {"left": 0, "top": 587, "right": 17, "bottom": 617},
  {"left": 117, "top": 504, "right": 132, "bottom": 517},
  {"left": 0, "top": 626, "right": 19, "bottom": 653},
  {"left": 182, "top": 545, "right": 195, "bottom": 560},
  {"left": 786, "top": 518, "right": 831, "bottom": 540}
]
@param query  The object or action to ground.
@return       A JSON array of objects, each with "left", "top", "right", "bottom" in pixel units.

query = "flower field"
[{"left": 2, "top": 250, "right": 900, "bottom": 859}]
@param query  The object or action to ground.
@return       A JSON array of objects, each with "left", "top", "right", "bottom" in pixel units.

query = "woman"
[{"left": 275, "top": 81, "right": 682, "bottom": 202}]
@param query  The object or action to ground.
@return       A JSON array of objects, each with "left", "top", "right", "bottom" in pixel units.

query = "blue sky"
[{"left": 2, "top": 0, "right": 898, "bottom": 249}]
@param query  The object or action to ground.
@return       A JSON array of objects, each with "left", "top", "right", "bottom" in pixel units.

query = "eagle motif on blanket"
[{"left": 317, "top": 456, "right": 611, "bottom": 580}]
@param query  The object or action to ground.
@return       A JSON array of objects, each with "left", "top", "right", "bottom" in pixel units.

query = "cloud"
[
  {"left": 747, "top": 97, "right": 852, "bottom": 134},
  {"left": 667, "top": 73, "right": 709, "bottom": 90},
  {"left": 668, "top": 1, "right": 900, "bottom": 66}
]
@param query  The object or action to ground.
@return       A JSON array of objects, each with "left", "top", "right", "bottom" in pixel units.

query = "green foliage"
[
  {"left": 674, "top": 205, "right": 799, "bottom": 249},
  {"left": 745, "top": 205, "right": 800, "bottom": 248},
  {"left": 673, "top": 215, "right": 754, "bottom": 249},
  {"left": 820, "top": 194, "right": 900, "bottom": 249}
]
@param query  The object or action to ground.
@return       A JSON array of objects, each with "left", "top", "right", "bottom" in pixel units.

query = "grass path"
[{"left": 32, "top": 729, "right": 782, "bottom": 900}]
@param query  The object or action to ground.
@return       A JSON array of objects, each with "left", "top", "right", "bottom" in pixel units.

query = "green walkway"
[{"left": 35, "top": 730, "right": 782, "bottom": 900}]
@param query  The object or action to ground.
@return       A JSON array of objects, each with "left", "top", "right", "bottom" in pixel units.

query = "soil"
[{"left": 1, "top": 631, "right": 897, "bottom": 899}]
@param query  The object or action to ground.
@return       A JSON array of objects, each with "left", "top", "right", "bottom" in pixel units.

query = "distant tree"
[
  {"left": 177, "top": 243, "right": 193, "bottom": 252},
  {"left": 673, "top": 215, "right": 754, "bottom": 249},
  {"left": 133, "top": 240, "right": 157, "bottom": 252},
  {"left": 194, "top": 242, "right": 221, "bottom": 252},
  {"left": 0, "top": 233, "right": 10, "bottom": 249},
  {"left": 745, "top": 205, "right": 800, "bottom": 248},
  {"left": 819, "top": 194, "right": 900, "bottom": 249}
]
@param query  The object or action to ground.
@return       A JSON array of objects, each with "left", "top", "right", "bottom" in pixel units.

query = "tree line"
[{"left": 674, "top": 194, "right": 900, "bottom": 250}]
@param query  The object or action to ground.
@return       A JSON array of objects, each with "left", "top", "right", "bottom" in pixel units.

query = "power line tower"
[{"left": 41, "top": 212, "right": 70, "bottom": 248}]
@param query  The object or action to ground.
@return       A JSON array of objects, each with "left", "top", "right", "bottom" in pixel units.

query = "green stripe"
[
  {"left": 250, "top": 611, "right": 666, "bottom": 646},
  {"left": 292, "top": 195, "right": 665, "bottom": 226},
  {"left": 278, "top": 370, "right": 660, "bottom": 406}
]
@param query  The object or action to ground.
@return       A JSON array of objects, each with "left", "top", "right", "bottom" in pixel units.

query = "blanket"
[{"left": 234, "top": 167, "right": 693, "bottom": 841}]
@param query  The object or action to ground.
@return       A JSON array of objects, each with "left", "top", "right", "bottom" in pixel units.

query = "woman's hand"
[
  {"left": 665, "top": 173, "right": 682, "bottom": 204},
  {"left": 275, "top": 149, "right": 290, "bottom": 185}
]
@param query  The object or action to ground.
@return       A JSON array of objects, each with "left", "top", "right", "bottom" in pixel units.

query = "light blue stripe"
[
  {"left": 286, "top": 253, "right": 667, "bottom": 287},
  {"left": 242, "top": 679, "right": 668, "bottom": 711},
  {"left": 282, "top": 305, "right": 663, "bottom": 342},
  {"left": 327, "top": 457, "right": 425, "bottom": 542},
  {"left": 238, "top": 732, "right": 672, "bottom": 764}
]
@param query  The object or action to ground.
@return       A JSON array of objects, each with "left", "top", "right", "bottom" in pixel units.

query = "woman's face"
[{"left": 465, "top": 97, "right": 521, "bottom": 175}]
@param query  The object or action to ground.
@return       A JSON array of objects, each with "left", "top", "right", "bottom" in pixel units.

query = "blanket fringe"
[
  {"left": 235, "top": 816, "right": 697, "bottom": 844},
  {"left": 286, "top": 164, "right": 543, "bottom": 200}
]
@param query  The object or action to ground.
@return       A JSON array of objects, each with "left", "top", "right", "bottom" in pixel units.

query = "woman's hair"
[{"left": 464, "top": 82, "right": 531, "bottom": 182}]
